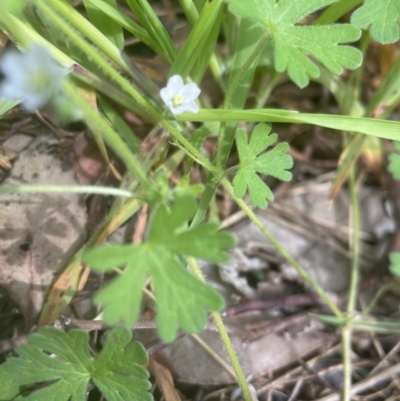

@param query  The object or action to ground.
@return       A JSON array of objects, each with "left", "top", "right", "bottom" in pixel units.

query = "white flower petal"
[
  {"left": 182, "top": 100, "right": 199, "bottom": 114},
  {"left": 0, "top": 51, "right": 27, "bottom": 83},
  {"left": 22, "top": 92, "right": 49, "bottom": 111},
  {"left": 180, "top": 83, "right": 201, "bottom": 101},
  {"left": 160, "top": 86, "right": 174, "bottom": 105},
  {"left": 0, "top": 82, "right": 25, "bottom": 100},
  {"left": 160, "top": 74, "right": 201, "bottom": 115},
  {"left": 0, "top": 44, "right": 68, "bottom": 111},
  {"left": 167, "top": 75, "right": 184, "bottom": 91},
  {"left": 169, "top": 105, "right": 185, "bottom": 115}
]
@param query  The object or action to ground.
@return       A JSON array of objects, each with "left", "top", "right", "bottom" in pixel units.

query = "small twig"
[
  {"left": 287, "top": 379, "right": 304, "bottom": 401},
  {"left": 369, "top": 340, "right": 400, "bottom": 375},
  {"left": 315, "top": 363, "right": 400, "bottom": 401},
  {"left": 221, "top": 294, "right": 323, "bottom": 317}
]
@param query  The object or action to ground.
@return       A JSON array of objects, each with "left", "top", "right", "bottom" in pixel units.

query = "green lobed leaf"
[
  {"left": 0, "top": 367, "right": 19, "bottom": 401},
  {"left": 233, "top": 123, "right": 293, "bottom": 208},
  {"left": 2, "top": 326, "right": 151, "bottom": 401},
  {"left": 351, "top": 0, "right": 400, "bottom": 44},
  {"left": 84, "top": 195, "right": 234, "bottom": 341},
  {"left": 389, "top": 252, "right": 400, "bottom": 277},
  {"left": 223, "top": 0, "right": 362, "bottom": 87},
  {"left": 388, "top": 142, "right": 400, "bottom": 179},
  {"left": 148, "top": 196, "right": 236, "bottom": 262}
]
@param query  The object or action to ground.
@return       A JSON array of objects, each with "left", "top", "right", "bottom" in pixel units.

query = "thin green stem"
[
  {"left": 187, "top": 257, "right": 253, "bottom": 401},
  {"left": 347, "top": 171, "right": 361, "bottom": 315},
  {"left": 341, "top": 325, "right": 352, "bottom": 401},
  {"left": 0, "top": 184, "right": 132, "bottom": 197},
  {"left": 363, "top": 282, "right": 400, "bottom": 316},
  {"left": 342, "top": 168, "right": 361, "bottom": 401},
  {"left": 221, "top": 177, "right": 343, "bottom": 319}
]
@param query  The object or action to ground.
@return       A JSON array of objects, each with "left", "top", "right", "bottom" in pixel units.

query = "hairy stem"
[
  {"left": 188, "top": 258, "right": 253, "bottom": 401},
  {"left": 342, "top": 168, "right": 361, "bottom": 401}
]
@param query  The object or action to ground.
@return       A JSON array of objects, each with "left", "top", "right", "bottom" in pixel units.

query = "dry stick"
[
  {"left": 315, "top": 363, "right": 400, "bottom": 401},
  {"left": 369, "top": 340, "right": 400, "bottom": 375}
]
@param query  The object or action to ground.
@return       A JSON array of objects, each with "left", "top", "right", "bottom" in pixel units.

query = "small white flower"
[
  {"left": 0, "top": 44, "right": 67, "bottom": 111},
  {"left": 160, "top": 75, "right": 200, "bottom": 115}
]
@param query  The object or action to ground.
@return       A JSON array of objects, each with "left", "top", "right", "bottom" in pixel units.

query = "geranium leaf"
[
  {"left": 233, "top": 123, "right": 293, "bottom": 208},
  {"left": 351, "top": 0, "right": 400, "bottom": 44},
  {"left": 2, "top": 327, "right": 151, "bottom": 401},
  {"left": 84, "top": 195, "right": 235, "bottom": 341},
  {"left": 223, "top": 0, "right": 362, "bottom": 87}
]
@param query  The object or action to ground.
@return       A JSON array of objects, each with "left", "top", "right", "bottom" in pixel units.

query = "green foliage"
[
  {"left": 1, "top": 326, "right": 151, "bottom": 401},
  {"left": 233, "top": 123, "right": 293, "bottom": 209},
  {"left": 351, "top": 0, "right": 400, "bottom": 44},
  {"left": 388, "top": 141, "right": 400, "bottom": 179},
  {"left": 0, "top": 367, "right": 19, "bottom": 401},
  {"left": 223, "top": 0, "right": 362, "bottom": 88},
  {"left": 84, "top": 195, "right": 235, "bottom": 342},
  {"left": 83, "top": 0, "right": 124, "bottom": 49},
  {"left": 0, "top": 0, "right": 28, "bottom": 15},
  {"left": 389, "top": 252, "right": 400, "bottom": 277}
]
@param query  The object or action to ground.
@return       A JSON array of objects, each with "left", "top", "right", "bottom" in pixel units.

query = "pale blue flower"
[
  {"left": 0, "top": 44, "right": 67, "bottom": 111},
  {"left": 160, "top": 75, "right": 200, "bottom": 115}
]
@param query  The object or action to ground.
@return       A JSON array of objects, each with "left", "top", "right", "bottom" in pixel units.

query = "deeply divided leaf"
[
  {"left": 351, "top": 0, "right": 400, "bottom": 44},
  {"left": 84, "top": 195, "right": 235, "bottom": 342},
  {"left": 2, "top": 326, "right": 151, "bottom": 401},
  {"left": 223, "top": 0, "right": 362, "bottom": 87},
  {"left": 0, "top": 367, "right": 19, "bottom": 401},
  {"left": 233, "top": 123, "right": 293, "bottom": 208}
]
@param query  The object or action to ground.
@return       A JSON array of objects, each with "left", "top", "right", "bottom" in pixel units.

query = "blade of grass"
[
  {"left": 170, "top": 0, "right": 223, "bottom": 79},
  {"left": 83, "top": 0, "right": 124, "bottom": 49},
  {"left": 181, "top": 109, "right": 400, "bottom": 141},
  {"left": 49, "top": 0, "right": 159, "bottom": 95},
  {"left": 126, "top": 0, "right": 176, "bottom": 63},
  {"left": 191, "top": 8, "right": 223, "bottom": 84},
  {"left": 83, "top": 0, "right": 158, "bottom": 53},
  {"left": 98, "top": 95, "right": 140, "bottom": 152}
]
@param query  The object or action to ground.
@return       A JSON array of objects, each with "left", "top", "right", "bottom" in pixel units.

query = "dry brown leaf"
[{"left": 151, "top": 359, "right": 182, "bottom": 401}]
